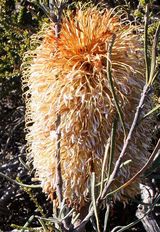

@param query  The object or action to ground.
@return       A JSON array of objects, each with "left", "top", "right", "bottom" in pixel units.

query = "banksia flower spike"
[{"left": 22, "top": 6, "right": 152, "bottom": 208}]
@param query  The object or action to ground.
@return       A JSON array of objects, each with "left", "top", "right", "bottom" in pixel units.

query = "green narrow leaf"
[
  {"left": 100, "top": 138, "right": 110, "bottom": 195},
  {"left": 91, "top": 172, "right": 100, "bottom": 232},
  {"left": 71, "top": 212, "right": 80, "bottom": 225},
  {"left": 0, "top": 172, "right": 41, "bottom": 188},
  {"left": 120, "top": 160, "right": 132, "bottom": 169},
  {"left": 107, "top": 119, "right": 117, "bottom": 180},
  {"left": 38, "top": 218, "right": 48, "bottom": 232},
  {"left": 148, "top": 23, "right": 160, "bottom": 85},
  {"left": 103, "top": 204, "right": 110, "bottom": 232},
  {"left": 21, "top": 215, "right": 35, "bottom": 232},
  {"left": 62, "top": 208, "right": 74, "bottom": 221},
  {"left": 106, "top": 35, "right": 127, "bottom": 138},
  {"left": 150, "top": 69, "right": 160, "bottom": 85},
  {"left": 144, "top": 4, "right": 150, "bottom": 84},
  {"left": 142, "top": 104, "right": 160, "bottom": 121}
]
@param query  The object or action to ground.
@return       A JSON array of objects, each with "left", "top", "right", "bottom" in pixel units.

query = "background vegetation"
[{"left": 0, "top": 0, "right": 159, "bottom": 231}]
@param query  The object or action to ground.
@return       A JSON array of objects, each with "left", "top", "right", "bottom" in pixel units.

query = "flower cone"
[{"left": 22, "top": 6, "right": 152, "bottom": 208}]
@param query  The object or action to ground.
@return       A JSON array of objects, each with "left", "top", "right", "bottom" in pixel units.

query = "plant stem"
[
  {"left": 101, "top": 84, "right": 149, "bottom": 199},
  {"left": 144, "top": 4, "right": 150, "bottom": 83},
  {"left": 106, "top": 34, "right": 127, "bottom": 138}
]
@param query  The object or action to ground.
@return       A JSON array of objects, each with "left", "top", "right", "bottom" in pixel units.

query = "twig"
[
  {"left": 101, "top": 83, "right": 149, "bottom": 199},
  {"left": 104, "top": 138, "right": 160, "bottom": 198}
]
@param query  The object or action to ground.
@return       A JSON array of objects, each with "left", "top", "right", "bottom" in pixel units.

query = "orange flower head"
[{"left": 22, "top": 6, "right": 152, "bottom": 208}]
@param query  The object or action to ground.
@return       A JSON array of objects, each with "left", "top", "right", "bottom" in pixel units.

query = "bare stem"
[
  {"left": 105, "top": 138, "right": 160, "bottom": 198},
  {"left": 101, "top": 84, "right": 149, "bottom": 199}
]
